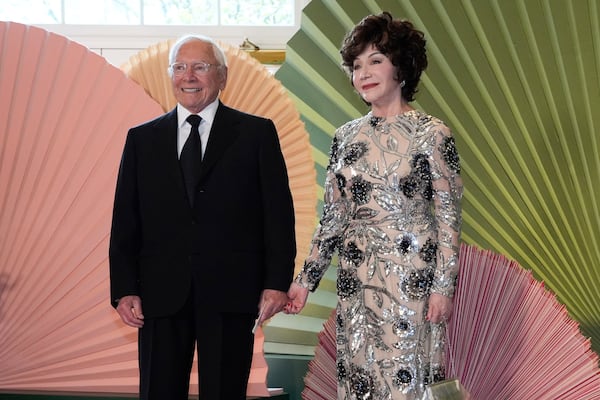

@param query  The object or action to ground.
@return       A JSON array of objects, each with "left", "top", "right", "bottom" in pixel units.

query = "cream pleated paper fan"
[
  {"left": 121, "top": 40, "right": 317, "bottom": 279},
  {"left": 301, "top": 244, "right": 600, "bottom": 399},
  {"left": 0, "top": 22, "right": 164, "bottom": 391}
]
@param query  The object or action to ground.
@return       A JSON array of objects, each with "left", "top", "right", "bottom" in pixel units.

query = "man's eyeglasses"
[{"left": 169, "top": 62, "right": 219, "bottom": 76}]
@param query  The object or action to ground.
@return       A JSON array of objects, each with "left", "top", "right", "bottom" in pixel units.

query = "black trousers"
[{"left": 138, "top": 277, "right": 256, "bottom": 399}]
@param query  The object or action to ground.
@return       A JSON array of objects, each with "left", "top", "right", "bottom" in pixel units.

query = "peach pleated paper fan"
[
  {"left": 0, "top": 21, "right": 164, "bottom": 391},
  {"left": 301, "top": 244, "right": 600, "bottom": 399},
  {"left": 121, "top": 40, "right": 317, "bottom": 279}
]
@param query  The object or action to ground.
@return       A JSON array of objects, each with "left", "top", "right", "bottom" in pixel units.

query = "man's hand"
[
  {"left": 256, "top": 289, "right": 288, "bottom": 325},
  {"left": 116, "top": 295, "right": 144, "bottom": 328}
]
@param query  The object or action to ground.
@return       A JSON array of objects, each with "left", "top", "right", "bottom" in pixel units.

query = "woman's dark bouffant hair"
[{"left": 340, "top": 11, "right": 427, "bottom": 102}]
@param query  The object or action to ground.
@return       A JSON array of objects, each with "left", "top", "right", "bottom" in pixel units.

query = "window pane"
[
  {"left": 64, "top": 0, "right": 140, "bottom": 24},
  {"left": 221, "top": 0, "right": 293, "bottom": 26},
  {"left": 0, "top": 0, "right": 299, "bottom": 27},
  {"left": 143, "top": 0, "right": 218, "bottom": 25},
  {"left": 0, "top": 0, "right": 62, "bottom": 24}
]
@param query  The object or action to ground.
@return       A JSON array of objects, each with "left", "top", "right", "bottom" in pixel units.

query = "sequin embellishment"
[{"left": 296, "top": 110, "right": 462, "bottom": 399}]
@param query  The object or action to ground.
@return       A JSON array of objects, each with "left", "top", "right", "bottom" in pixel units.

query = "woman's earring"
[{"left": 400, "top": 80, "right": 406, "bottom": 88}]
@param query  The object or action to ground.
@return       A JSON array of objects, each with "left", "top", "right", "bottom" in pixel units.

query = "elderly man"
[{"left": 109, "top": 34, "right": 296, "bottom": 400}]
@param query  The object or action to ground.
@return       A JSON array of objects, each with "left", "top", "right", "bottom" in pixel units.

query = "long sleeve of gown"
[
  {"left": 295, "top": 134, "right": 350, "bottom": 292},
  {"left": 429, "top": 124, "right": 463, "bottom": 297}
]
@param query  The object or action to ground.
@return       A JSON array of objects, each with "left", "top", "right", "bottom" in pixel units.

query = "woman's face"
[{"left": 351, "top": 43, "right": 403, "bottom": 107}]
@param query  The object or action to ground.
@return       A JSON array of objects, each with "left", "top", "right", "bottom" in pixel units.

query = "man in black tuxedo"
[{"left": 109, "top": 34, "right": 296, "bottom": 400}]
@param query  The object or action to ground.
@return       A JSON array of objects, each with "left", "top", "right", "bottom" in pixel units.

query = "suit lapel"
[
  {"left": 151, "top": 108, "right": 187, "bottom": 199},
  {"left": 198, "top": 103, "right": 241, "bottom": 182},
  {"left": 156, "top": 107, "right": 180, "bottom": 167},
  {"left": 155, "top": 108, "right": 179, "bottom": 155}
]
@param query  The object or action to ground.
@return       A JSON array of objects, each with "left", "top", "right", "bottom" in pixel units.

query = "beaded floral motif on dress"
[{"left": 297, "top": 110, "right": 462, "bottom": 399}]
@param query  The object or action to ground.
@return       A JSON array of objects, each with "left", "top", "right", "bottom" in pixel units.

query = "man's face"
[{"left": 171, "top": 40, "right": 227, "bottom": 114}]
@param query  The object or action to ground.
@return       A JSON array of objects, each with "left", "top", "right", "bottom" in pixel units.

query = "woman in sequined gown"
[{"left": 286, "top": 12, "right": 463, "bottom": 400}]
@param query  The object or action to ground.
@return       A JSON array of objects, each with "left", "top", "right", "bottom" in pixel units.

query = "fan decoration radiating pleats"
[
  {"left": 0, "top": 21, "right": 164, "bottom": 391},
  {"left": 274, "top": 0, "right": 600, "bottom": 354},
  {"left": 448, "top": 244, "right": 600, "bottom": 399},
  {"left": 301, "top": 309, "right": 337, "bottom": 400},
  {"left": 301, "top": 244, "right": 600, "bottom": 399}
]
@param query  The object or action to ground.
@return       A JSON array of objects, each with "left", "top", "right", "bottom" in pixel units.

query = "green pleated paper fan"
[{"left": 269, "top": 0, "right": 600, "bottom": 355}]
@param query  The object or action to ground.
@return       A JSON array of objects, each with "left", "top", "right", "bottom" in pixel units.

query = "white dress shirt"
[{"left": 176, "top": 99, "right": 219, "bottom": 159}]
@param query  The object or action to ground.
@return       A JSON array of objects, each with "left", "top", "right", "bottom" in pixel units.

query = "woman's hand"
[
  {"left": 284, "top": 282, "right": 309, "bottom": 314},
  {"left": 427, "top": 292, "right": 453, "bottom": 324}
]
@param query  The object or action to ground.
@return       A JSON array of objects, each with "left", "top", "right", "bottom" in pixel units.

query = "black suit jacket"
[{"left": 109, "top": 102, "right": 296, "bottom": 318}]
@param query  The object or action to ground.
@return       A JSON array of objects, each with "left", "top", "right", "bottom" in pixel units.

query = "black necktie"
[{"left": 181, "top": 114, "right": 202, "bottom": 205}]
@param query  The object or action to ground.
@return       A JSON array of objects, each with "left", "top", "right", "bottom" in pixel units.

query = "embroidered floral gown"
[{"left": 295, "top": 110, "right": 463, "bottom": 399}]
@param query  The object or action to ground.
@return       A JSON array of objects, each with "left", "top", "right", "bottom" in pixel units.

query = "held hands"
[
  {"left": 426, "top": 292, "right": 453, "bottom": 324},
  {"left": 254, "top": 284, "right": 309, "bottom": 332},
  {"left": 116, "top": 295, "right": 144, "bottom": 328}
]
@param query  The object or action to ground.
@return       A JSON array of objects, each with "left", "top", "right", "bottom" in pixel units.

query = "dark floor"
[
  {"left": 0, "top": 393, "right": 289, "bottom": 400},
  {"left": 0, "top": 354, "right": 308, "bottom": 400}
]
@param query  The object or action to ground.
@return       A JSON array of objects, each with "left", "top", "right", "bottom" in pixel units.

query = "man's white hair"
[{"left": 168, "top": 34, "right": 228, "bottom": 76}]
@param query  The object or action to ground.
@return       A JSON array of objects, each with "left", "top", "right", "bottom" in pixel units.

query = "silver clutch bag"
[{"left": 423, "top": 378, "right": 469, "bottom": 400}]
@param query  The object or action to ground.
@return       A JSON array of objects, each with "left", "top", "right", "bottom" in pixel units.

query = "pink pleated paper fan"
[
  {"left": 0, "top": 21, "right": 163, "bottom": 392},
  {"left": 302, "top": 309, "right": 337, "bottom": 400},
  {"left": 447, "top": 244, "right": 600, "bottom": 399}
]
